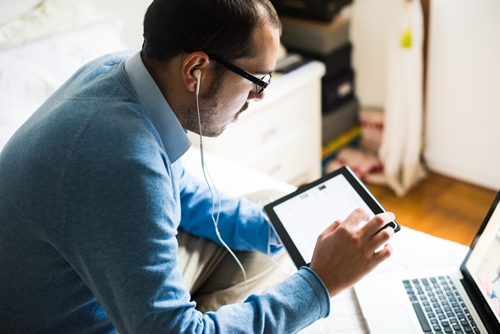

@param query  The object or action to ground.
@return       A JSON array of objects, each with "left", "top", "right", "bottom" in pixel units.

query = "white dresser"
[{"left": 188, "top": 61, "right": 326, "bottom": 187}]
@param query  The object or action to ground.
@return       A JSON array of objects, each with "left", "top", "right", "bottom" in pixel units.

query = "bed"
[{"left": 0, "top": 1, "right": 469, "bottom": 333}]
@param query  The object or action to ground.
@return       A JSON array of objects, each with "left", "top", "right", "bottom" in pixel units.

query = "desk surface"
[{"left": 300, "top": 227, "right": 469, "bottom": 334}]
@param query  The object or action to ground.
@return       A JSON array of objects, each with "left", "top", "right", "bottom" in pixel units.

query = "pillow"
[
  {"left": 0, "top": 12, "right": 126, "bottom": 151},
  {"left": 0, "top": 0, "right": 93, "bottom": 50},
  {"left": 0, "top": 0, "right": 40, "bottom": 26}
]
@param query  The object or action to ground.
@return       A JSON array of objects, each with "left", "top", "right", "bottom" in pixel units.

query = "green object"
[{"left": 401, "top": 29, "right": 412, "bottom": 48}]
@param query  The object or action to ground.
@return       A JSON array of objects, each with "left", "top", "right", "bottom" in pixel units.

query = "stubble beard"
[
  {"left": 183, "top": 86, "right": 224, "bottom": 137},
  {"left": 183, "top": 85, "right": 249, "bottom": 138}
]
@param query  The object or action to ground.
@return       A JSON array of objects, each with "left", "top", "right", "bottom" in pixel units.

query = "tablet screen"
[
  {"left": 273, "top": 173, "right": 376, "bottom": 264},
  {"left": 264, "top": 166, "right": 399, "bottom": 268}
]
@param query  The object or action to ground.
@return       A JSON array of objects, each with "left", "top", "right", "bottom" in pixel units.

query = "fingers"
[
  {"left": 343, "top": 208, "right": 370, "bottom": 227},
  {"left": 364, "top": 211, "right": 396, "bottom": 237},
  {"left": 309, "top": 208, "right": 396, "bottom": 298},
  {"left": 373, "top": 243, "right": 393, "bottom": 262},
  {"left": 342, "top": 209, "right": 395, "bottom": 238},
  {"left": 320, "top": 209, "right": 395, "bottom": 253},
  {"left": 319, "top": 219, "right": 342, "bottom": 239}
]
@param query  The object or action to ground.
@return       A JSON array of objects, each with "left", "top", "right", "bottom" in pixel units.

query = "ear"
[{"left": 181, "top": 51, "right": 210, "bottom": 93}]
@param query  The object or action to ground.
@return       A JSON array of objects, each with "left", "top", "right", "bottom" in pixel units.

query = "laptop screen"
[{"left": 462, "top": 192, "right": 500, "bottom": 325}]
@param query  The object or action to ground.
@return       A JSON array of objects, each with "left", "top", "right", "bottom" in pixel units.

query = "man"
[{"left": 0, "top": 0, "right": 395, "bottom": 333}]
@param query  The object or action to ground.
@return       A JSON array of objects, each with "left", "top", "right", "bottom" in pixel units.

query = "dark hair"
[{"left": 142, "top": 0, "right": 280, "bottom": 63}]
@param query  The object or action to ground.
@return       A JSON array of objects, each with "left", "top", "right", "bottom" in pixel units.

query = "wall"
[
  {"left": 350, "top": 0, "right": 500, "bottom": 190},
  {"left": 424, "top": 0, "right": 500, "bottom": 190}
]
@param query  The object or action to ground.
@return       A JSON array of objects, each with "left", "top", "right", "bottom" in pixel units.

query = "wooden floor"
[{"left": 365, "top": 173, "right": 498, "bottom": 246}]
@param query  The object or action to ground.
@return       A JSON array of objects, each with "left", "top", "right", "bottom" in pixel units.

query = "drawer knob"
[{"left": 262, "top": 127, "right": 277, "bottom": 141}]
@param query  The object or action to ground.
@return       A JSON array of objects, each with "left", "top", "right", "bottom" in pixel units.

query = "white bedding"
[{"left": 0, "top": 12, "right": 125, "bottom": 150}]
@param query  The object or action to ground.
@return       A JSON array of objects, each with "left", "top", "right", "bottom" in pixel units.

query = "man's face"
[{"left": 185, "top": 23, "right": 280, "bottom": 137}]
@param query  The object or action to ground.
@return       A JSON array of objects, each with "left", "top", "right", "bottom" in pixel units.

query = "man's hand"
[{"left": 309, "top": 208, "right": 395, "bottom": 297}]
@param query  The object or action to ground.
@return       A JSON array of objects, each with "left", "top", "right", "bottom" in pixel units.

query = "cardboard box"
[{"left": 280, "top": 15, "right": 349, "bottom": 56}]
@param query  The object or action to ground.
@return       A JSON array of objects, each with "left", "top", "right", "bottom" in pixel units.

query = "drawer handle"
[
  {"left": 262, "top": 127, "right": 277, "bottom": 141},
  {"left": 269, "top": 162, "right": 282, "bottom": 175}
]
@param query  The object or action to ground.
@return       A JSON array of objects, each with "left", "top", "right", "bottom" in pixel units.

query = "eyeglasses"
[{"left": 186, "top": 49, "right": 272, "bottom": 95}]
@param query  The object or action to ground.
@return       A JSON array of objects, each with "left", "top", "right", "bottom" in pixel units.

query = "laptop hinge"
[{"left": 460, "top": 277, "right": 500, "bottom": 333}]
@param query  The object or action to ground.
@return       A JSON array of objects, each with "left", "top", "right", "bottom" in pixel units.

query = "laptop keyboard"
[{"left": 403, "top": 276, "right": 481, "bottom": 334}]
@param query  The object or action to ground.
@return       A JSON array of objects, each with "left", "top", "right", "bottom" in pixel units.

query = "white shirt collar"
[{"left": 124, "top": 51, "right": 191, "bottom": 163}]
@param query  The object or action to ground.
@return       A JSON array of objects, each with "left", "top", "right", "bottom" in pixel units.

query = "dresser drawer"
[
  {"left": 191, "top": 80, "right": 320, "bottom": 162},
  {"left": 244, "top": 125, "right": 321, "bottom": 185}
]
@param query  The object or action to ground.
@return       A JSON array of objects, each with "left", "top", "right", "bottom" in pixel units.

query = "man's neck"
[{"left": 141, "top": 52, "right": 187, "bottom": 126}]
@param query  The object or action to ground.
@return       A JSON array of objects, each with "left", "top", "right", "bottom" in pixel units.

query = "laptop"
[{"left": 354, "top": 190, "right": 500, "bottom": 334}]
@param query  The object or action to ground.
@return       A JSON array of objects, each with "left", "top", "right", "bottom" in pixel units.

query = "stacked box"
[
  {"left": 298, "top": 43, "right": 352, "bottom": 80},
  {"left": 322, "top": 98, "right": 359, "bottom": 147},
  {"left": 271, "top": 0, "right": 352, "bottom": 23},
  {"left": 322, "top": 69, "right": 354, "bottom": 112},
  {"left": 275, "top": 3, "right": 361, "bottom": 175},
  {"left": 280, "top": 15, "right": 350, "bottom": 56}
]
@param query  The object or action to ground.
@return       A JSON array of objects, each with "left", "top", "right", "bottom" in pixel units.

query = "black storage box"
[
  {"left": 288, "top": 43, "right": 352, "bottom": 80},
  {"left": 271, "top": 0, "right": 352, "bottom": 23},
  {"left": 322, "top": 69, "right": 355, "bottom": 112}
]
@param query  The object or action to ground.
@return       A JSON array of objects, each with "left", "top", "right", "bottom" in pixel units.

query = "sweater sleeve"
[
  {"left": 215, "top": 267, "right": 331, "bottom": 333},
  {"left": 178, "top": 165, "right": 278, "bottom": 255}
]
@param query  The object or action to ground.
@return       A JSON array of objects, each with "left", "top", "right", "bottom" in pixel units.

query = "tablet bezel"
[{"left": 264, "top": 166, "right": 400, "bottom": 269}]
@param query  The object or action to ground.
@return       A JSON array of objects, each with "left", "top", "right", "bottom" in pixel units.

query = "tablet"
[{"left": 264, "top": 166, "right": 400, "bottom": 269}]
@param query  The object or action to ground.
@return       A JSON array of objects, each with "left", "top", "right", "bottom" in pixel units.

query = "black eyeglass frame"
[{"left": 185, "top": 49, "right": 272, "bottom": 95}]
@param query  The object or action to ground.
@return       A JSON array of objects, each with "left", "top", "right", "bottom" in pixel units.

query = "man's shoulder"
[
  {"left": 82, "top": 50, "right": 136, "bottom": 72},
  {"left": 61, "top": 50, "right": 138, "bottom": 101}
]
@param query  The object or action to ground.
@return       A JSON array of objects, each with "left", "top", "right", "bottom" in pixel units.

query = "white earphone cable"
[{"left": 195, "top": 76, "right": 247, "bottom": 303}]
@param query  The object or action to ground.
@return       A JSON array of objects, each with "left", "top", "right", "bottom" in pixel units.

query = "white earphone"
[{"left": 194, "top": 69, "right": 201, "bottom": 95}]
